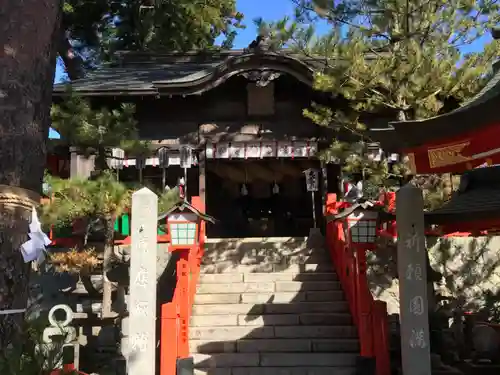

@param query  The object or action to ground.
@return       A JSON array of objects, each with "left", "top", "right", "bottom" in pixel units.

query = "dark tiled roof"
[
  {"left": 53, "top": 63, "right": 221, "bottom": 94},
  {"left": 53, "top": 50, "right": 317, "bottom": 96},
  {"left": 458, "top": 62, "right": 500, "bottom": 111},
  {"left": 425, "top": 165, "right": 500, "bottom": 224}
]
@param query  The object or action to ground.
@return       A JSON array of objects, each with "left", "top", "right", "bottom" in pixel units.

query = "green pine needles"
[{"left": 258, "top": 0, "right": 500, "bottom": 205}]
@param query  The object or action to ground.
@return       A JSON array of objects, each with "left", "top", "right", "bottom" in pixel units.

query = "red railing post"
[
  {"left": 160, "top": 302, "right": 177, "bottom": 375},
  {"left": 344, "top": 236, "right": 360, "bottom": 330},
  {"left": 354, "top": 244, "right": 374, "bottom": 358},
  {"left": 373, "top": 301, "right": 391, "bottom": 375},
  {"left": 177, "top": 253, "right": 190, "bottom": 359}
]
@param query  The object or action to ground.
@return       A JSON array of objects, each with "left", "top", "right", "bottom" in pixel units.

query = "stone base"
[{"left": 177, "top": 357, "right": 194, "bottom": 375}]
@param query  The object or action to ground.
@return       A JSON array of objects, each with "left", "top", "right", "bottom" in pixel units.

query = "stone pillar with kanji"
[
  {"left": 396, "top": 183, "right": 431, "bottom": 375},
  {"left": 126, "top": 188, "right": 158, "bottom": 375}
]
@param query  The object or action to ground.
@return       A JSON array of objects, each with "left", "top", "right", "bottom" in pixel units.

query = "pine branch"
[{"left": 58, "top": 33, "right": 84, "bottom": 80}]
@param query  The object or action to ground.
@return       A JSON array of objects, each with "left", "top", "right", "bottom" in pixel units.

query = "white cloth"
[
  {"left": 344, "top": 181, "right": 364, "bottom": 203},
  {"left": 20, "top": 207, "right": 51, "bottom": 263}
]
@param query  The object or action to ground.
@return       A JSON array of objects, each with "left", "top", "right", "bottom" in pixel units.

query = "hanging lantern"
[
  {"left": 107, "top": 148, "right": 125, "bottom": 169},
  {"left": 136, "top": 155, "right": 146, "bottom": 170},
  {"left": 136, "top": 154, "right": 147, "bottom": 184},
  {"left": 272, "top": 182, "right": 280, "bottom": 195},
  {"left": 241, "top": 184, "right": 249, "bottom": 196},
  {"left": 157, "top": 146, "right": 170, "bottom": 189},
  {"left": 157, "top": 147, "right": 170, "bottom": 168},
  {"left": 179, "top": 145, "right": 194, "bottom": 169}
]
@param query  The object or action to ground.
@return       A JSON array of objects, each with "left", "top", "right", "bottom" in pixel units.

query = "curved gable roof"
[{"left": 53, "top": 51, "right": 317, "bottom": 97}]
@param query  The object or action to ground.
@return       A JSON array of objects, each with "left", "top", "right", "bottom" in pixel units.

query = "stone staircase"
[{"left": 190, "top": 237, "right": 360, "bottom": 375}]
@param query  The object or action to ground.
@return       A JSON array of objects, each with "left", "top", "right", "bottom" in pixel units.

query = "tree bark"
[{"left": 0, "top": 0, "right": 63, "bottom": 350}]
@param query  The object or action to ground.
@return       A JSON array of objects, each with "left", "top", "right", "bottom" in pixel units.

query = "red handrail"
[{"left": 325, "top": 193, "right": 390, "bottom": 375}]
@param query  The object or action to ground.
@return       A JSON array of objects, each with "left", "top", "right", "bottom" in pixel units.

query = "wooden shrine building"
[{"left": 51, "top": 47, "right": 348, "bottom": 238}]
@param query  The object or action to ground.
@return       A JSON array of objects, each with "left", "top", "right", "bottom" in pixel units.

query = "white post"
[
  {"left": 127, "top": 187, "right": 158, "bottom": 375},
  {"left": 396, "top": 183, "right": 431, "bottom": 375}
]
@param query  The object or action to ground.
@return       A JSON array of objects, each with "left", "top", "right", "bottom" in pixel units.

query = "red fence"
[{"left": 325, "top": 193, "right": 391, "bottom": 375}]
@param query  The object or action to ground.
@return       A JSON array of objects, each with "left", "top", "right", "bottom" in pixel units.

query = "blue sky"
[{"left": 49, "top": 0, "right": 490, "bottom": 138}]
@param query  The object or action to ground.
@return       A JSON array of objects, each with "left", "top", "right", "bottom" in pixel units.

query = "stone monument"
[
  {"left": 42, "top": 304, "right": 78, "bottom": 369},
  {"left": 396, "top": 183, "right": 432, "bottom": 375},
  {"left": 126, "top": 188, "right": 158, "bottom": 375}
]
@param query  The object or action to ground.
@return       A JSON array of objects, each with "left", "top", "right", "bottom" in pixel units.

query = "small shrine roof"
[
  {"left": 158, "top": 199, "right": 216, "bottom": 223},
  {"left": 425, "top": 165, "right": 500, "bottom": 225}
]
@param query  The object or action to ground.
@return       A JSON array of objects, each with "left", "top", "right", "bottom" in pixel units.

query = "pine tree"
[
  {"left": 258, "top": 0, "right": 500, "bottom": 206},
  {"left": 42, "top": 171, "right": 131, "bottom": 317},
  {"left": 49, "top": 91, "right": 184, "bottom": 317},
  {"left": 41, "top": 172, "right": 181, "bottom": 317},
  {"left": 50, "top": 91, "right": 150, "bottom": 172},
  {"left": 60, "top": 0, "right": 244, "bottom": 76}
]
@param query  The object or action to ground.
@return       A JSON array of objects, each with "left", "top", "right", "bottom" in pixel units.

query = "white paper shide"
[{"left": 21, "top": 207, "right": 52, "bottom": 263}]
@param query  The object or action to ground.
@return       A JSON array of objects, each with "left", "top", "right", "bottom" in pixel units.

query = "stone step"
[
  {"left": 194, "top": 290, "right": 344, "bottom": 304},
  {"left": 190, "top": 313, "right": 352, "bottom": 327},
  {"left": 199, "top": 272, "right": 338, "bottom": 283},
  {"left": 204, "top": 237, "right": 311, "bottom": 253},
  {"left": 192, "top": 352, "right": 357, "bottom": 368},
  {"left": 190, "top": 338, "right": 360, "bottom": 353},
  {"left": 201, "top": 254, "right": 332, "bottom": 267},
  {"left": 192, "top": 302, "right": 350, "bottom": 315},
  {"left": 189, "top": 326, "right": 357, "bottom": 340},
  {"left": 200, "top": 263, "right": 333, "bottom": 274},
  {"left": 196, "top": 281, "right": 342, "bottom": 294},
  {"left": 194, "top": 367, "right": 356, "bottom": 375}
]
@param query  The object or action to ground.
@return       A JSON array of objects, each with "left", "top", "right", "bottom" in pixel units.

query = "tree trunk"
[
  {"left": 0, "top": 0, "right": 62, "bottom": 350},
  {"left": 102, "top": 217, "right": 116, "bottom": 318}
]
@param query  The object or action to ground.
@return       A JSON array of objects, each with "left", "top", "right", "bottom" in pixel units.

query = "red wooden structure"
[
  {"left": 325, "top": 193, "right": 394, "bottom": 375},
  {"left": 159, "top": 196, "right": 209, "bottom": 375}
]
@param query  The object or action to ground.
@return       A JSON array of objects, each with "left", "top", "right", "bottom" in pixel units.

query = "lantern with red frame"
[
  {"left": 327, "top": 200, "right": 392, "bottom": 250},
  {"left": 347, "top": 209, "right": 379, "bottom": 250},
  {"left": 159, "top": 200, "right": 215, "bottom": 251}
]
